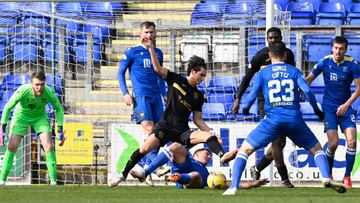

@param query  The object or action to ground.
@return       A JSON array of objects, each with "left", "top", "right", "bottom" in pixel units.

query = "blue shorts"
[
  {"left": 132, "top": 95, "right": 164, "bottom": 124},
  {"left": 171, "top": 152, "right": 209, "bottom": 189},
  {"left": 322, "top": 105, "right": 356, "bottom": 132},
  {"left": 246, "top": 117, "right": 319, "bottom": 151}
]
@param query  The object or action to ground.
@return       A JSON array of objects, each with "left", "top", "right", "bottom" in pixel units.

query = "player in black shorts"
[
  {"left": 232, "top": 27, "right": 295, "bottom": 188},
  {"left": 108, "top": 37, "right": 237, "bottom": 187}
]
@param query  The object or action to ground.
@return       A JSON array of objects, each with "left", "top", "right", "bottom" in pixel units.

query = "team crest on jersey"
[
  {"left": 193, "top": 92, "right": 199, "bottom": 100},
  {"left": 182, "top": 83, "right": 186, "bottom": 87},
  {"left": 158, "top": 131, "right": 164, "bottom": 138},
  {"left": 343, "top": 66, "right": 348, "bottom": 72},
  {"left": 42, "top": 98, "right": 47, "bottom": 103}
]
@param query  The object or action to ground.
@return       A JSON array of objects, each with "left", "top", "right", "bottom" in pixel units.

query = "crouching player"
[
  {"left": 131, "top": 142, "right": 268, "bottom": 189},
  {"left": 0, "top": 70, "right": 64, "bottom": 185}
]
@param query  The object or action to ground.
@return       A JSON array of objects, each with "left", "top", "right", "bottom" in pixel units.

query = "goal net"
[{"left": 1, "top": 1, "right": 347, "bottom": 187}]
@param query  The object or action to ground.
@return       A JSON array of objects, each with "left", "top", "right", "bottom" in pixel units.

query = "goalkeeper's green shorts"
[{"left": 9, "top": 115, "right": 51, "bottom": 136}]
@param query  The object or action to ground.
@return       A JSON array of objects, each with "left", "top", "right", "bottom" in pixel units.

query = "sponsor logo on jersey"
[
  {"left": 193, "top": 92, "right": 199, "bottom": 100},
  {"left": 158, "top": 131, "right": 164, "bottom": 138},
  {"left": 143, "top": 58, "right": 152, "bottom": 68}
]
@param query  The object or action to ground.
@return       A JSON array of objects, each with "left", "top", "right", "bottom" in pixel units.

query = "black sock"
[
  {"left": 276, "top": 165, "right": 289, "bottom": 181},
  {"left": 206, "top": 136, "right": 224, "bottom": 158},
  {"left": 121, "top": 148, "right": 145, "bottom": 178},
  {"left": 256, "top": 156, "right": 273, "bottom": 172}
]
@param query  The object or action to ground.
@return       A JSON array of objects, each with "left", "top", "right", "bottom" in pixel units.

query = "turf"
[{"left": 0, "top": 185, "right": 359, "bottom": 203}]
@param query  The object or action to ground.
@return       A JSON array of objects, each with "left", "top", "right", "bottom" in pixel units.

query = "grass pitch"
[{"left": 0, "top": 185, "right": 359, "bottom": 203}]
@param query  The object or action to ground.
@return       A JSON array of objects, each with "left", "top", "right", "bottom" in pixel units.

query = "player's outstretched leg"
[
  {"left": 223, "top": 152, "right": 249, "bottom": 196},
  {"left": 220, "top": 148, "right": 238, "bottom": 164}
]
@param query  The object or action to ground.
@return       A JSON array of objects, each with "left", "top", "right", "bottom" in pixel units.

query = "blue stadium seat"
[
  {"left": 56, "top": 2, "right": 82, "bottom": 17},
  {"left": 327, "top": 0, "right": 352, "bottom": 11},
  {"left": 11, "top": 36, "right": 40, "bottom": 62},
  {"left": 73, "top": 37, "right": 102, "bottom": 63},
  {"left": 248, "top": 35, "right": 266, "bottom": 61},
  {"left": 111, "top": 2, "right": 126, "bottom": 14},
  {"left": 0, "top": 74, "right": 29, "bottom": 90},
  {"left": 191, "top": 2, "right": 222, "bottom": 26},
  {"left": 304, "top": 35, "right": 333, "bottom": 62},
  {"left": 300, "top": 102, "right": 322, "bottom": 121},
  {"left": 286, "top": 2, "right": 315, "bottom": 25},
  {"left": 84, "top": 2, "right": 113, "bottom": 17},
  {"left": 316, "top": 2, "right": 346, "bottom": 25},
  {"left": 0, "top": 37, "right": 6, "bottom": 62},
  {"left": 345, "top": 35, "right": 360, "bottom": 61},
  {"left": 206, "top": 75, "right": 238, "bottom": 93},
  {"left": 46, "top": 73, "right": 63, "bottom": 95},
  {"left": 43, "top": 36, "right": 70, "bottom": 63},
  {"left": 22, "top": 2, "right": 51, "bottom": 32},
  {"left": 347, "top": 3, "right": 360, "bottom": 25},
  {"left": 253, "top": 3, "right": 282, "bottom": 25},
  {"left": 274, "top": 0, "right": 291, "bottom": 10},
  {"left": 222, "top": 2, "right": 252, "bottom": 26},
  {"left": 202, "top": 103, "right": 226, "bottom": 121},
  {"left": 0, "top": 2, "right": 22, "bottom": 33}
]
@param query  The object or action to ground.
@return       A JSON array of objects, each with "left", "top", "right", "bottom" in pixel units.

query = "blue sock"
[
  {"left": 314, "top": 150, "right": 330, "bottom": 179},
  {"left": 144, "top": 147, "right": 172, "bottom": 177},
  {"left": 230, "top": 152, "right": 248, "bottom": 189},
  {"left": 145, "top": 148, "right": 159, "bottom": 167},
  {"left": 177, "top": 173, "right": 192, "bottom": 185},
  {"left": 325, "top": 148, "right": 334, "bottom": 174},
  {"left": 345, "top": 148, "right": 356, "bottom": 177}
]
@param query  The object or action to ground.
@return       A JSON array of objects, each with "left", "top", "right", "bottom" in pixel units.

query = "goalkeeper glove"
[
  {"left": 242, "top": 107, "right": 250, "bottom": 115},
  {"left": 58, "top": 126, "right": 65, "bottom": 146},
  {"left": 0, "top": 124, "right": 7, "bottom": 146},
  {"left": 315, "top": 109, "right": 325, "bottom": 120}
]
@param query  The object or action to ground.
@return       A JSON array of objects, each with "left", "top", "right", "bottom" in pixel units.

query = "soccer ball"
[{"left": 207, "top": 171, "right": 227, "bottom": 189}]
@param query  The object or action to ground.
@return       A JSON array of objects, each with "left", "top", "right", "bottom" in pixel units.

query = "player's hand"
[
  {"left": 142, "top": 37, "right": 154, "bottom": 49},
  {"left": 0, "top": 124, "right": 7, "bottom": 147},
  {"left": 336, "top": 103, "right": 349, "bottom": 116},
  {"left": 242, "top": 107, "right": 250, "bottom": 115},
  {"left": 232, "top": 99, "right": 240, "bottom": 117},
  {"left": 210, "top": 130, "right": 222, "bottom": 145},
  {"left": 251, "top": 178, "right": 269, "bottom": 188},
  {"left": 124, "top": 94, "right": 133, "bottom": 106},
  {"left": 57, "top": 126, "right": 65, "bottom": 146},
  {"left": 315, "top": 109, "right": 325, "bottom": 120}
]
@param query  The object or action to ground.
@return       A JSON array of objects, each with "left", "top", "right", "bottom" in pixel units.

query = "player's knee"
[
  {"left": 168, "top": 143, "right": 185, "bottom": 154},
  {"left": 347, "top": 138, "right": 356, "bottom": 148},
  {"left": 6, "top": 144, "right": 17, "bottom": 152}
]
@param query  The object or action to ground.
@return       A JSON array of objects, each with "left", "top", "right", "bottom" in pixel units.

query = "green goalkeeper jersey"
[{"left": 1, "top": 84, "right": 64, "bottom": 125}]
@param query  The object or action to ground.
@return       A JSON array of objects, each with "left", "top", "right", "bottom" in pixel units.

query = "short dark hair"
[
  {"left": 333, "top": 36, "right": 348, "bottom": 49},
  {"left": 268, "top": 41, "right": 286, "bottom": 58},
  {"left": 267, "top": 27, "right": 282, "bottom": 36},
  {"left": 140, "top": 21, "right": 156, "bottom": 29},
  {"left": 187, "top": 55, "right": 206, "bottom": 76},
  {"left": 193, "top": 148, "right": 211, "bottom": 156},
  {"left": 30, "top": 69, "right": 46, "bottom": 81}
]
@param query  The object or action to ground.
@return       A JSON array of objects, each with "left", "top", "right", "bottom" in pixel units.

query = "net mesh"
[{"left": 0, "top": 1, "right": 313, "bottom": 186}]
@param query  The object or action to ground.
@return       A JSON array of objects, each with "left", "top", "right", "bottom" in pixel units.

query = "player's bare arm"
[
  {"left": 305, "top": 72, "right": 316, "bottom": 84},
  {"left": 143, "top": 37, "right": 168, "bottom": 79}
]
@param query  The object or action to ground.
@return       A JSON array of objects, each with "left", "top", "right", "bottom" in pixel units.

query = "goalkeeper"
[
  {"left": 0, "top": 70, "right": 64, "bottom": 185},
  {"left": 131, "top": 142, "right": 268, "bottom": 189}
]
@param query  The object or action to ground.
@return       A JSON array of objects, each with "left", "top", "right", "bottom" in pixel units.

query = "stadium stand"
[
  {"left": 201, "top": 102, "right": 226, "bottom": 121},
  {"left": 347, "top": 3, "right": 360, "bottom": 25},
  {"left": 222, "top": 2, "right": 253, "bottom": 26},
  {"left": 286, "top": 1, "right": 315, "bottom": 25},
  {"left": 316, "top": 2, "right": 346, "bottom": 25},
  {"left": 191, "top": 2, "right": 222, "bottom": 26}
]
